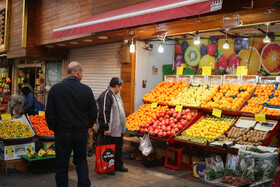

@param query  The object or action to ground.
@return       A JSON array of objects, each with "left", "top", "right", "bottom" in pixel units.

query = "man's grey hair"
[{"left": 67, "top": 64, "right": 82, "bottom": 74}]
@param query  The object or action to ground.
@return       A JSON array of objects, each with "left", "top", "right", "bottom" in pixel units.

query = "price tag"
[
  {"left": 255, "top": 113, "right": 266, "bottom": 122},
  {"left": 39, "top": 111, "right": 45, "bottom": 116},
  {"left": 202, "top": 66, "right": 212, "bottom": 75},
  {"left": 176, "top": 67, "right": 183, "bottom": 75},
  {"left": 1, "top": 114, "right": 11, "bottom": 121},
  {"left": 151, "top": 103, "right": 158, "bottom": 109},
  {"left": 236, "top": 66, "right": 248, "bottom": 76},
  {"left": 1, "top": 73, "right": 6, "bottom": 78},
  {"left": 212, "top": 108, "right": 222, "bottom": 118},
  {"left": 181, "top": 63, "right": 187, "bottom": 68},
  {"left": 175, "top": 105, "right": 183, "bottom": 112}
]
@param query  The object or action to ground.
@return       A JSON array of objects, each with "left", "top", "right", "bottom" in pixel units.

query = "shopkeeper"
[{"left": 3, "top": 92, "right": 24, "bottom": 118}]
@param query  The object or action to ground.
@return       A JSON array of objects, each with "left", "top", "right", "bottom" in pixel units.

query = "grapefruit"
[
  {"left": 261, "top": 43, "right": 280, "bottom": 75},
  {"left": 218, "top": 38, "right": 235, "bottom": 60},
  {"left": 238, "top": 47, "right": 261, "bottom": 75},
  {"left": 249, "top": 37, "right": 266, "bottom": 53},
  {"left": 199, "top": 54, "right": 216, "bottom": 69}
]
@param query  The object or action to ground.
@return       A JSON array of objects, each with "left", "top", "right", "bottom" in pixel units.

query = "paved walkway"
[{"left": 0, "top": 155, "right": 214, "bottom": 187}]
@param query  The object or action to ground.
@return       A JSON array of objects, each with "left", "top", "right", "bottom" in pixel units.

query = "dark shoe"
[
  {"left": 115, "top": 167, "right": 128, "bottom": 172},
  {"left": 88, "top": 150, "right": 92, "bottom": 157},
  {"left": 107, "top": 171, "right": 116, "bottom": 175}
]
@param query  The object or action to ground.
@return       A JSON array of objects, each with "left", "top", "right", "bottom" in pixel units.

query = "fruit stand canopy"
[{"left": 52, "top": 0, "right": 222, "bottom": 39}]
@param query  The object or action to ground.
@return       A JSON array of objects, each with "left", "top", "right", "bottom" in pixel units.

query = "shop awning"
[{"left": 52, "top": 0, "right": 222, "bottom": 39}]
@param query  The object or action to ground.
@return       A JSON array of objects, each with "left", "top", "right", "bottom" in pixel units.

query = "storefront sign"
[
  {"left": 212, "top": 108, "right": 222, "bottom": 118},
  {"left": 1, "top": 114, "right": 11, "bottom": 121},
  {"left": 151, "top": 103, "right": 158, "bottom": 109},
  {"left": 39, "top": 111, "right": 45, "bottom": 116},
  {"left": 175, "top": 105, "right": 183, "bottom": 112},
  {"left": 236, "top": 66, "right": 248, "bottom": 76},
  {"left": 202, "top": 66, "right": 212, "bottom": 75},
  {"left": 176, "top": 67, "right": 183, "bottom": 75},
  {"left": 255, "top": 113, "right": 266, "bottom": 122}
]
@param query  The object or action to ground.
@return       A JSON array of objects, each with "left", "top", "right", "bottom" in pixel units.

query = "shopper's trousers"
[
  {"left": 55, "top": 132, "right": 90, "bottom": 187},
  {"left": 109, "top": 134, "right": 124, "bottom": 169}
]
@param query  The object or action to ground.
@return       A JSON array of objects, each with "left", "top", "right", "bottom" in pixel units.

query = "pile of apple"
[{"left": 139, "top": 108, "right": 196, "bottom": 138}]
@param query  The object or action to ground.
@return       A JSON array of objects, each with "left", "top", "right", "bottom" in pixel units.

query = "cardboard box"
[
  {"left": 193, "top": 161, "right": 206, "bottom": 179},
  {"left": 0, "top": 142, "right": 35, "bottom": 161},
  {"left": 0, "top": 159, "right": 27, "bottom": 176}
]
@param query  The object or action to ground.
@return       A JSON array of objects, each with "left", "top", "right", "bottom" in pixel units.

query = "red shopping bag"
[{"left": 95, "top": 144, "right": 115, "bottom": 174}]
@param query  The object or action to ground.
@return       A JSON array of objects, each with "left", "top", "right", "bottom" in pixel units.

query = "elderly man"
[
  {"left": 3, "top": 92, "right": 24, "bottom": 118},
  {"left": 46, "top": 62, "right": 97, "bottom": 187}
]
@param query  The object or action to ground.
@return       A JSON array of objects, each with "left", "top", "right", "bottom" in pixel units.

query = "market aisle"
[{"left": 0, "top": 156, "right": 213, "bottom": 187}]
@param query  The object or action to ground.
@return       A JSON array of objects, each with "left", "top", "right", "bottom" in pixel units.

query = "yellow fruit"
[
  {"left": 199, "top": 54, "right": 216, "bottom": 69},
  {"left": 238, "top": 47, "right": 261, "bottom": 75}
]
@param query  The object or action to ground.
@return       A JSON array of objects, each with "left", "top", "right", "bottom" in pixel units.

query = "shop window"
[{"left": 45, "top": 61, "right": 62, "bottom": 88}]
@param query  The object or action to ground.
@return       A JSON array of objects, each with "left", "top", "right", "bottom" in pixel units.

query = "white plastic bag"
[{"left": 139, "top": 133, "right": 153, "bottom": 156}]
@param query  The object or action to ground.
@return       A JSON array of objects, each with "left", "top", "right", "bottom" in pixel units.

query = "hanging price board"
[
  {"left": 236, "top": 66, "right": 248, "bottom": 76},
  {"left": 176, "top": 67, "right": 183, "bottom": 75},
  {"left": 212, "top": 108, "right": 222, "bottom": 118},
  {"left": 1, "top": 114, "right": 11, "bottom": 121},
  {"left": 202, "top": 66, "right": 212, "bottom": 75},
  {"left": 175, "top": 105, "right": 183, "bottom": 112},
  {"left": 151, "top": 103, "right": 158, "bottom": 109},
  {"left": 255, "top": 113, "right": 266, "bottom": 122},
  {"left": 39, "top": 111, "right": 45, "bottom": 116}
]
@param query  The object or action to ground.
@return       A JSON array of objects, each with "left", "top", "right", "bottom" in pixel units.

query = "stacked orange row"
[
  {"left": 142, "top": 81, "right": 189, "bottom": 105},
  {"left": 29, "top": 115, "right": 54, "bottom": 136},
  {"left": 260, "top": 107, "right": 280, "bottom": 116}
]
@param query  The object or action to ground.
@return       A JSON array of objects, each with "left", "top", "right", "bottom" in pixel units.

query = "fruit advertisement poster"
[{"left": 174, "top": 33, "right": 280, "bottom": 76}]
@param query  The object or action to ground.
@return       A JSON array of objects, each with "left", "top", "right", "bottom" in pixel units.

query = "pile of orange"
[
  {"left": 201, "top": 83, "right": 255, "bottom": 111},
  {"left": 253, "top": 84, "right": 274, "bottom": 97},
  {"left": 126, "top": 104, "right": 168, "bottom": 131},
  {"left": 247, "top": 96, "right": 269, "bottom": 104},
  {"left": 29, "top": 115, "right": 54, "bottom": 136},
  {"left": 260, "top": 107, "right": 280, "bottom": 116},
  {"left": 267, "top": 96, "right": 280, "bottom": 106},
  {"left": 241, "top": 103, "right": 263, "bottom": 113},
  {"left": 142, "top": 81, "right": 189, "bottom": 105},
  {"left": 274, "top": 86, "right": 280, "bottom": 96}
]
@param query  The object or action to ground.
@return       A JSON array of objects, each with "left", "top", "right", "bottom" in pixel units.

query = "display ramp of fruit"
[
  {"left": 28, "top": 114, "right": 54, "bottom": 139},
  {"left": 142, "top": 81, "right": 189, "bottom": 105},
  {"left": 201, "top": 83, "right": 255, "bottom": 111},
  {"left": 175, "top": 114, "right": 238, "bottom": 145},
  {"left": 137, "top": 108, "right": 202, "bottom": 142},
  {"left": 169, "top": 85, "right": 219, "bottom": 107},
  {"left": 0, "top": 115, "right": 35, "bottom": 141}
]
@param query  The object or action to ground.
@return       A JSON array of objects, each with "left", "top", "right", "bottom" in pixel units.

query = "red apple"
[
  {"left": 186, "top": 109, "right": 191, "bottom": 113},
  {"left": 166, "top": 126, "right": 171, "bottom": 131},
  {"left": 190, "top": 112, "right": 195, "bottom": 117},
  {"left": 164, "top": 115, "right": 170, "bottom": 119}
]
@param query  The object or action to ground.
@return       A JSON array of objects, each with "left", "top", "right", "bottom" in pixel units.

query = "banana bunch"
[
  {"left": 38, "top": 148, "right": 47, "bottom": 157},
  {"left": 27, "top": 148, "right": 36, "bottom": 158},
  {"left": 46, "top": 149, "right": 56, "bottom": 156}
]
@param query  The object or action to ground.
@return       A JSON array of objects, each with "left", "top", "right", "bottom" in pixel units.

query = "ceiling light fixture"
[
  {"left": 97, "top": 36, "right": 108, "bottom": 40},
  {"left": 223, "top": 29, "right": 230, "bottom": 49},
  {"left": 158, "top": 42, "right": 164, "bottom": 53},
  {"left": 263, "top": 23, "right": 271, "bottom": 43},
  {"left": 194, "top": 31, "right": 200, "bottom": 45},
  {"left": 130, "top": 39, "right": 135, "bottom": 53}
]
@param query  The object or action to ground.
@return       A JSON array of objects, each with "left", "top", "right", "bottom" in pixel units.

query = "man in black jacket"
[
  {"left": 46, "top": 61, "right": 97, "bottom": 187},
  {"left": 97, "top": 77, "right": 127, "bottom": 175}
]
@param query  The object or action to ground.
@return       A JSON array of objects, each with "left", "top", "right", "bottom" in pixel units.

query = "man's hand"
[{"left": 104, "top": 130, "right": 110, "bottom": 136}]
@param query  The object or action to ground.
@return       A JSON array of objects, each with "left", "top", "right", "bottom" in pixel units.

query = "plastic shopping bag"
[
  {"left": 95, "top": 144, "right": 115, "bottom": 174},
  {"left": 139, "top": 133, "right": 153, "bottom": 156}
]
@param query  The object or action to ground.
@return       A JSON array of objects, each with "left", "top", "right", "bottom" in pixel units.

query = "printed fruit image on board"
[
  {"left": 238, "top": 47, "right": 261, "bottom": 75},
  {"left": 184, "top": 46, "right": 201, "bottom": 67},
  {"left": 261, "top": 43, "right": 280, "bottom": 75},
  {"left": 199, "top": 54, "right": 216, "bottom": 69},
  {"left": 218, "top": 38, "right": 235, "bottom": 60}
]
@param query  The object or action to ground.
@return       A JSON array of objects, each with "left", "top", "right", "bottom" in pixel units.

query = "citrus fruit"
[
  {"left": 199, "top": 54, "right": 216, "bottom": 69},
  {"left": 261, "top": 43, "right": 280, "bottom": 75},
  {"left": 248, "top": 37, "right": 265, "bottom": 53},
  {"left": 238, "top": 47, "right": 261, "bottom": 75},
  {"left": 184, "top": 46, "right": 201, "bottom": 66},
  {"left": 218, "top": 38, "right": 235, "bottom": 60}
]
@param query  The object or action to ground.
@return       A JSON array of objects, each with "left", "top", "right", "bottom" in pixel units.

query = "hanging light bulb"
[
  {"left": 263, "top": 23, "right": 271, "bottom": 43},
  {"left": 158, "top": 42, "right": 164, "bottom": 53},
  {"left": 223, "top": 29, "right": 229, "bottom": 49},
  {"left": 130, "top": 39, "right": 135, "bottom": 53},
  {"left": 194, "top": 31, "right": 200, "bottom": 45}
]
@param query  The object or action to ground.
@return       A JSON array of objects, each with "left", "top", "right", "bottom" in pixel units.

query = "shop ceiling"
[{"left": 43, "top": 0, "right": 280, "bottom": 49}]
